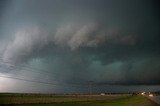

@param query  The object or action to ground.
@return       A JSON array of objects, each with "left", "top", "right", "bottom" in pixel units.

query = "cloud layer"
[{"left": 0, "top": 0, "right": 160, "bottom": 93}]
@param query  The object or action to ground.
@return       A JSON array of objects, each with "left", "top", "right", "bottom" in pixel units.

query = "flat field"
[{"left": 0, "top": 93, "right": 158, "bottom": 106}]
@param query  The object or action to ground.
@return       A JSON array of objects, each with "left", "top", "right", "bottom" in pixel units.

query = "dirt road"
[{"left": 146, "top": 95, "right": 160, "bottom": 105}]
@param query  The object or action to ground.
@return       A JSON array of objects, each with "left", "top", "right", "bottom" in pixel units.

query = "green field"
[{"left": 0, "top": 94, "right": 159, "bottom": 106}]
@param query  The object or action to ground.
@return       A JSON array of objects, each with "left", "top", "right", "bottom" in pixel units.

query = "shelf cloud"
[{"left": 0, "top": 0, "right": 160, "bottom": 92}]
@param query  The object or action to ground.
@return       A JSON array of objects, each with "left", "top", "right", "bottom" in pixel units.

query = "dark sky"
[{"left": 0, "top": 0, "right": 160, "bottom": 93}]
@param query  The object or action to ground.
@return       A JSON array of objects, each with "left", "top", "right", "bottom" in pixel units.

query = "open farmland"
[{"left": 0, "top": 93, "right": 159, "bottom": 106}]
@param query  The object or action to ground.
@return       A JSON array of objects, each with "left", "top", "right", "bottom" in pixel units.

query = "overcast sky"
[{"left": 0, "top": 0, "right": 160, "bottom": 93}]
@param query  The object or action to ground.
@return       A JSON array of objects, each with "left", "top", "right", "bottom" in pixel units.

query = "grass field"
[{"left": 0, "top": 93, "right": 159, "bottom": 106}]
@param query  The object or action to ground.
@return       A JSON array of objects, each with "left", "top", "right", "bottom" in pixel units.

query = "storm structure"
[{"left": 0, "top": 0, "right": 160, "bottom": 93}]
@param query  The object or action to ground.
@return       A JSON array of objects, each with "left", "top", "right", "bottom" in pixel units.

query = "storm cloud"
[{"left": 0, "top": 0, "right": 160, "bottom": 93}]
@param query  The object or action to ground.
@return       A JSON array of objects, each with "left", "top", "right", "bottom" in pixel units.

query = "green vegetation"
[{"left": 12, "top": 95, "right": 158, "bottom": 106}]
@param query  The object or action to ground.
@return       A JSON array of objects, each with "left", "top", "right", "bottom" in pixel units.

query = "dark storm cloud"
[{"left": 0, "top": 0, "right": 160, "bottom": 92}]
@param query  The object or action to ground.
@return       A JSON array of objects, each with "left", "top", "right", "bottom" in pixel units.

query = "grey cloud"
[
  {"left": 2, "top": 25, "right": 51, "bottom": 64},
  {"left": 2, "top": 22, "right": 137, "bottom": 64},
  {"left": 0, "top": 0, "right": 160, "bottom": 93}
]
